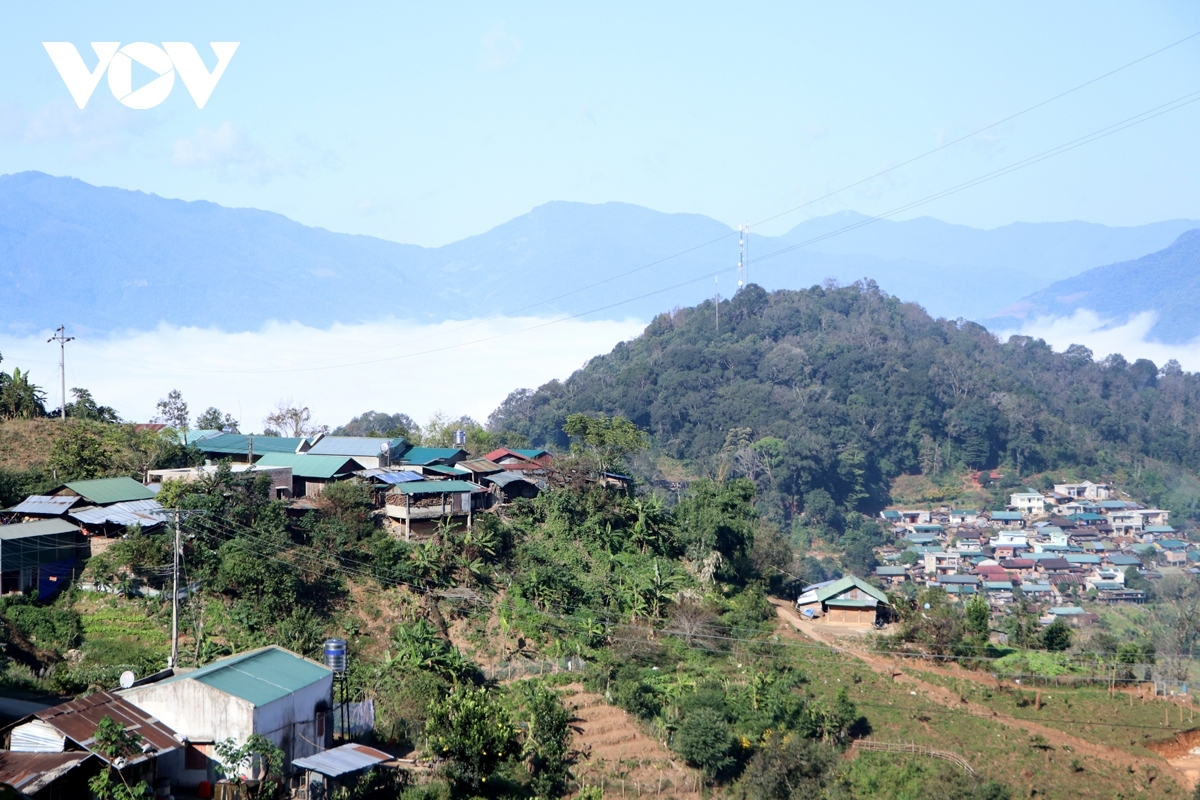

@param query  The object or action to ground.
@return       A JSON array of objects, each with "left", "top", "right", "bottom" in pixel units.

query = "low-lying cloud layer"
[
  {"left": 996, "top": 309, "right": 1200, "bottom": 369},
  {"left": 0, "top": 315, "right": 646, "bottom": 432}
]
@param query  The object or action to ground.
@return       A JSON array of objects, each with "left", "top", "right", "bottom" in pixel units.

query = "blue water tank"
[{"left": 323, "top": 638, "right": 348, "bottom": 673}]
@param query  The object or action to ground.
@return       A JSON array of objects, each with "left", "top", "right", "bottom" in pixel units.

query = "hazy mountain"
[
  {"left": 990, "top": 229, "right": 1200, "bottom": 343},
  {"left": 2, "top": 171, "right": 1195, "bottom": 335}
]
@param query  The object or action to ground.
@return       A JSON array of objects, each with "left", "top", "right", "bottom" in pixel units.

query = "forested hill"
[{"left": 489, "top": 282, "right": 1200, "bottom": 517}]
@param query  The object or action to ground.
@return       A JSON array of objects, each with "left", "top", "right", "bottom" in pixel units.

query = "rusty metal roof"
[
  {"left": 0, "top": 751, "right": 93, "bottom": 792},
  {"left": 32, "top": 691, "right": 180, "bottom": 765}
]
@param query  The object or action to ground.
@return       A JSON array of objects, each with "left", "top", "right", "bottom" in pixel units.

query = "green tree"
[
  {"left": 65, "top": 388, "right": 119, "bottom": 422},
  {"left": 563, "top": 412, "right": 648, "bottom": 472},
  {"left": 196, "top": 406, "right": 238, "bottom": 431},
  {"left": 152, "top": 389, "right": 189, "bottom": 432},
  {"left": 86, "top": 716, "right": 154, "bottom": 800},
  {"left": 514, "top": 683, "right": 572, "bottom": 797},
  {"left": 673, "top": 707, "right": 733, "bottom": 779},
  {"left": 965, "top": 593, "right": 990, "bottom": 638},
  {"left": 1041, "top": 618, "right": 1072, "bottom": 652},
  {"left": 214, "top": 734, "right": 286, "bottom": 799},
  {"left": 48, "top": 423, "right": 113, "bottom": 479},
  {"left": 0, "top": 366, "right": 46, "bottom": 420},
  {"left": 426, "top": 685, "right": 517, "bottom": 792}
]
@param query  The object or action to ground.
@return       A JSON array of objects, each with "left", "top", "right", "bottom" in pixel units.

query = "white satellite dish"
[
  {"left": 119, "top": 670, "right": 136, "bottom": 689},
  {"left": 380, "top": 442, "right": 390, "bottom": 453}
]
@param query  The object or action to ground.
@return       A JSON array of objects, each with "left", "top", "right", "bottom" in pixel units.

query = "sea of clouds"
[
  {"left": 0, "top": 315, "right": 647, "bottom": 432},
  {"left": 996, "top": 309, "right": 1200, "bottom": 371}
]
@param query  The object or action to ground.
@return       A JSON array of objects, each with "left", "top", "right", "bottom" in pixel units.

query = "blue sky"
[{"left": 2, "top": 1, "right": 1200, "bottom": 247}]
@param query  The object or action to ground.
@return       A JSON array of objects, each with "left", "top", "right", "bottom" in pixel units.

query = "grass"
[
  {"left": 0, "top": 418, "right": 59, "bottom": 472},
  {"left": 909, "top": 667, "right": 1198, "bottom": 754}
]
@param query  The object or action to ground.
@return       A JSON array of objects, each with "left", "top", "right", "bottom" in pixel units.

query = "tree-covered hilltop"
[{"left": 489, "top": 281, "right": 1200, "bottom": 518}]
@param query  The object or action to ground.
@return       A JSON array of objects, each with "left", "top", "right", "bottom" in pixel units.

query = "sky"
[
  {"left": 4, "top": 2, "right": 1200, "bottom": 425},
  {"left": 2, "top": 2, "right": 1200, "bottom": 248}
]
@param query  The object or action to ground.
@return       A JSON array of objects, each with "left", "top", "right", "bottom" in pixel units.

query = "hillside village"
[
  {"left": 1, "top": 416, "right": 1199, "bottom": 798},
  {"left": 0, "top": 429, "right": 559, "bottom": 799},
  {"left": 866, "top": 480, "right": 1180, "bottom": 622}
]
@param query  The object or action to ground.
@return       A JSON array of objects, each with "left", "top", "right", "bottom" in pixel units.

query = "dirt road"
[{"left": 771, "top": 600, "right": 1175, "bottom": 780}]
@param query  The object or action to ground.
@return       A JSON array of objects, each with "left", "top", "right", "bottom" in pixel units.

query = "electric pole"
[
  {"left": 171, "top": 509, "right": 181, "bottom": 669},
  {"left": 47, "top": 326, "right": 74, "bottom": 420},
  {"left": 152, "top": 508, "right": 204, "bottom": 670}
]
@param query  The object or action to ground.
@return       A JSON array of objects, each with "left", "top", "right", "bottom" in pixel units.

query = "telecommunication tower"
[{"left": 737, "top": 223, "right": 749, "bottom": 289}]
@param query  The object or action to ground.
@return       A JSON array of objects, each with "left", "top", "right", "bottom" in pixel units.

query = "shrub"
[{"left": 673, "top": 707, "right": 733, "bottom": 779}]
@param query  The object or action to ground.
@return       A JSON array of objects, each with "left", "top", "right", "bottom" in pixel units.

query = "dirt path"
[
  {"left": 562, "top": 684, "right": 703, "bottom": 799},
  {"left": 771, "top": 600, "right": 1175, "bottom": 779}
]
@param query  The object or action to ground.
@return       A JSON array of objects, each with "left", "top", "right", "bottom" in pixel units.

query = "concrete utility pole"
[
  {"left": 152, "top": 508, "right": 204, "bottom": 670},
  {"left": 47, "top": 326, "right": 74, "bottom": 419}
]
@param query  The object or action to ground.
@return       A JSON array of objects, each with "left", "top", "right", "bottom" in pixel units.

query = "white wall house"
[
  {"left": 1009, "top": 492, "right": 1047, "bottom": 515},
  {"left": 121, "top": 647, "right": 333, "bottom": 791}
]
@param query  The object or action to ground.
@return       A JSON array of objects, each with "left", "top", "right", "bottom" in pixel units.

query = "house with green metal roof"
[
  {"left": 195, "top": 433, "right": 308, "bottom": 462},
  {"left": 252, "top": 453, "right": 358, "bottom": 498},
  {"left": 0, "top": 519, "right": 84, "bottom": 599},
  {"left": 52, "top": 477, "right": 156, "bottom": 505},
  {"left": 795, "top": 575, "right": 890, "bottom": 627},
  {"left": 384, "top": 479, "right": 485, "bottom": 537},
  {"left": 396, "top": 446, "right": 469, "bottom": 467},
  {"left": 121, "top": 646, "right": 332, "bottom": 787}
]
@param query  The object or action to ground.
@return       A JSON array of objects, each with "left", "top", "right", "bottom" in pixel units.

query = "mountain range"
[{"left": 2, "top": 170, "right": 1196, "bottom": 337}]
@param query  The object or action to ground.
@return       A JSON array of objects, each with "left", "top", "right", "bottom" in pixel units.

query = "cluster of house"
[
  {"left": 0, "top": 645, "right": 396, "bottom": 798},
  {"left": 0, "top": 433, "right": 557, "bottom": 795},
  {"left": 871, "top": 480, "right": 1190, "bottom": 622},
  {"left": 0, "top": 433, "right": 554, "bottom": 601}
]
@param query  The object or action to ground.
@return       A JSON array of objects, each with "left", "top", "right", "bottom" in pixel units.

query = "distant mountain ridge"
[
  {"left": 1, "top": 171, "right": 1195, "bottom": 335},
  {"left": 992, "top": 228, "right": 1200, "bottom": 343}
]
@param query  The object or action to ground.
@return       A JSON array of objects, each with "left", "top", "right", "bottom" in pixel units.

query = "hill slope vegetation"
[{"left": 489, "top": 282, "right": 1200, "bottom": 521}]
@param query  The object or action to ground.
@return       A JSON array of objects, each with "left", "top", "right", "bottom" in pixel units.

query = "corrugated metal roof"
[
  {"left": 371, "top": 471, "right": 425, "bottom": 485},
  {"left": 30, "top": 691, "right": 179, "bottom": 765},
  {"left": 396, "top": 447, "right": 466, "bottom": 466},
  {"left": 156, "top": 646, "right": 330, "bottom": 707},
  {"left": 5, "top": 495, "right": 81, "bottom": 516},
  {"left": 253, "top": 453, "right": 359, "bottom": 480},
  {"left": 389, "top": 480, "right": 481, "bottom": 496},
  {"left": 69, "top": 499, "right": 164, "bottom": 528},
  {"left": 423, "top": 464, "right": 471, "bottom": 477},
  {"left": 292, "top": 743, "right": 391, "bottom": 777},
  {"left": 485, "top": 471, "right": 537, "bottom": 488},
  {"left": 198, "top": 434, "right": 307, "bottom": 454},
  {"left": 457, "top": 458, "right": 503, "bottom": 474},
  {"left": 0, "top": 519, "right": 80, "bottom": 540},
  {"left": 0, "top": 751, "right": 92, "bottom": 792},
  {"left": 60, "top": 478, "right": 156, "bottom": 505},
  {"left": 306, "top": 436, "right": 406, "bottom": 458}
]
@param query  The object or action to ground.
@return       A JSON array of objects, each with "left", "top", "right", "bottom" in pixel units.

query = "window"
[{"left": 185, "top": 744, "right": 210, "bottom": 771}]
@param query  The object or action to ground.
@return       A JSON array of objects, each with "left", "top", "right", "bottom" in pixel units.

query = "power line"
[
  {"left": 74, "top": 84, "right": 1200, "bottom": 377},
  {"left": 183, "top": 512, "right": 1190, "bottom": 674},
  {"left": 748, "top": 30, "right": 1200, "bottom": 231}
]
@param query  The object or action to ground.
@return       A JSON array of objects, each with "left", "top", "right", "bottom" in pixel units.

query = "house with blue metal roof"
[
  {"left": 122, "top": 646, "right": 332, "bottom": 790},
  {"left": 304, "top": 435, "right": 407, "bottom": 469}
]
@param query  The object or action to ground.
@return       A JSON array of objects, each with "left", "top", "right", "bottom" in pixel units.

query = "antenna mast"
[
  {"left": 714, "top": 276, "right": 720, "bottom": 335},
  {"left": 737, "top": 223, "right": 749, "bottom": 289},
  {"left": 47, "top": 326, "right": 74, "bottom": 420}
]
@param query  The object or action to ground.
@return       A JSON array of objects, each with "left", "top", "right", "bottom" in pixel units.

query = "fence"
[
  {"left": 852, "top": 739, "right": 976, "bottom": 776},
  {"left": 484, "top": 655, "right": 587, "bottom": 681},
  {"left": 333, "top": 699, "right": 375, "bottom": 739}
]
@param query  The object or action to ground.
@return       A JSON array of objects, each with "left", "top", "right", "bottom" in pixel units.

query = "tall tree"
[
  {"left": 263, "top": 401, "right": 327, "bottom": 437},
  {"left": 152, "top": 389, "right": 189, "bottom": 432}
]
